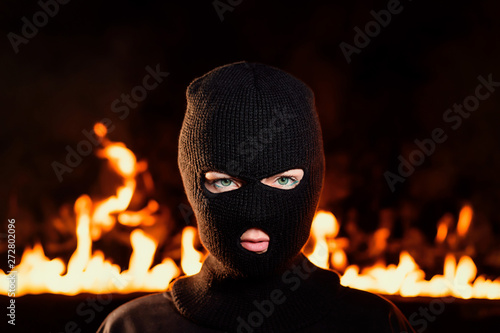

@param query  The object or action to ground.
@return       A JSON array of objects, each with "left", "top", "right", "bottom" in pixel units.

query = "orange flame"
[
  {"left": 435, "top": 213, "right": 452, "bottom": 244},
  {"left": 93, "top": 123, "right": 108, "bottom": 138},
  {"left": 308, "top": 211, "right": 348, "bottom": 272},
  {"left": 1, "top": 125, "right": 499, "bottom": 300},
  {"left": 90, "top": 143, "right": 138, "bottom": 239},
  {"left": 180, "top": 226, "right": 204, "bottom": 276},
  {"left": 456, "top": 204, "right": 473, "bottom": 238},
  {"left": 308, "top": 211, "right": 338, "bottom": 269},
  {"left": 0, "top": 123, "right": 180, "bottom": 296},
  {"left": 0, "top": 192, "right": 181, "bottom": 296},
  {"left": 306, "top": 208, "right": 500, "bottom": 300},
  {"left": 118, "top": 200, "right": 159, "bottom": 227}
]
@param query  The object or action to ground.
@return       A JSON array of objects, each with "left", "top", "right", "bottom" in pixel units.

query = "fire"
[
  {"left": 67, "top": 195, "right": 92, "bottom": 276},
  {"left": 93, "top": 122, "right": 108, "bottom": 138},
  {"left": 308, "top": 211, "right": 348, "bottom": 272},
  {"left": 306, "top": 210, "right": 500, "bottom": 300},
  {"left": 0, "top": 189, "right": 181, "bottom": 296},
  {"left": 456, "top": 204, "right": 473, "bottom": 238},
  {"left": 435, "top": 213, "right": 452, "bottom": 244},
  {"left": 1, "top": 124, "right": 499, "bottom": 300},
  {"left": 118, "top": 200, "right": 159, "bottom": 227},
  {"left": 180, "top": 226, "right": 204, "bottom": 276},
  {"left": 0, "top": 123, "right": 180, "bottom": 296},
  {"left": 91, "top": 143, "right": 138, "bottom": 240},
  {"left": 308, "top": 211, "right": 338, "bottom": 269}
]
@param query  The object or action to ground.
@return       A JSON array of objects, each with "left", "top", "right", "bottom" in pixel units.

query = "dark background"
[{"left": 1, "top": 0, "right": 500, "bottom": 331}]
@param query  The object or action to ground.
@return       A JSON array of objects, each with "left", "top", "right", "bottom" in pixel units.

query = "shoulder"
[
  {"left": 97, "top": 292, "right": 174, "bottom": 333},
  {"left": 336, "top": 286, "right": 397, "bottom": 311},
  {"left": 324, "top": 286, "right": 416, "bottom": 333},
  {"left": 97, "top": 291, "right": 221, "bottom": 333}
]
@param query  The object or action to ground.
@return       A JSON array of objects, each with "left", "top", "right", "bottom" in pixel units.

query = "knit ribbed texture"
[
  {"left": 172, "top": 255, "right": 341, "bottom": 332},
  {"left": 178, "top": 61, "right": 324, "bottom": 277},
  {"left": 175, "top": 61, "right": 328, "bottom": 330}
]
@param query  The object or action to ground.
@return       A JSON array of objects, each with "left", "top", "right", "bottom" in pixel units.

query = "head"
[{"left": 177, "top": 61, "right": 325, "bottom": 278}]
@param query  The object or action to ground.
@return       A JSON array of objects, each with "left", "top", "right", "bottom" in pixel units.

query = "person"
[{"left": 97, "top": 61, "right": 415, "bottom": 332}]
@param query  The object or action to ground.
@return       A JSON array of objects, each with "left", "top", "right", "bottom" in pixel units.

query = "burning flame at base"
[
  {"left": 0, "top": 194, "right": 181, "bottom": 296},
  {"left": 1, "top": 124, "right": 500, "bottom": 299},
  {"left": 307, "top": 211, "right": 500, "bottom": 300},
  {"left": 0, "top": 124, "right": 183, "bottom": 296}
]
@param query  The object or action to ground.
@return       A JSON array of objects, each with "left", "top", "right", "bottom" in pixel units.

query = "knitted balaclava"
[{"left": 177, "top": 61, "right": 325, "bottom": 278}]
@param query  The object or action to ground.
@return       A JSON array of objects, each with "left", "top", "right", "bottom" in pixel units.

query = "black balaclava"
[
  {"left": 173, "top": 62, "right": 339, "bottom": 332},
  {"left": 177, "top": 61, "right": 325, "bottom": 278}
]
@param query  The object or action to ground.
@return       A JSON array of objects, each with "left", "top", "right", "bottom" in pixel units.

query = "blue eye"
[
  {"left": 214, "top": 179, "right": 234, "bottom": 188},
  {"left": 276, "top": 176, "right": 299, "bottom": 187},
  {"left": 277, "top": 177, "right": 290, "bottom": 185}
]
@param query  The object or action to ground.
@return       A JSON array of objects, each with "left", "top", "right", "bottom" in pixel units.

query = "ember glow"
[{"left": 1, "top": 125, "right": 499, "bottom": 299}]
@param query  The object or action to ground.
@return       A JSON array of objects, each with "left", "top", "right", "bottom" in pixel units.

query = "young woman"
[{"left": 98, "top": 61, "right": 415, "bottom": 333}]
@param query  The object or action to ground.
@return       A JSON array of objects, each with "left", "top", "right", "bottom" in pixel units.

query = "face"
[
  {"left": 203, "top": 169, "right": 305, "bottom": 255},
  {"left": 178, "top": 62, "right": 325, "bottom": 277}
]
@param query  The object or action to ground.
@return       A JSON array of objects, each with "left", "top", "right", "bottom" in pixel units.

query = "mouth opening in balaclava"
[{"left": 177, "top": 61, "right": 325, "bottom": 278}]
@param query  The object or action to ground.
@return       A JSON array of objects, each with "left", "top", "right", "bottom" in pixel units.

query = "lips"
[{"left": 240, "top": 228, "right": 270, "bottom": 254}]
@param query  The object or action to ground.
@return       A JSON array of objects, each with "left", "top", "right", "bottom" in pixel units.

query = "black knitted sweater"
[{"left": 97, "top": 254, "right": 415, "bottom": 333}]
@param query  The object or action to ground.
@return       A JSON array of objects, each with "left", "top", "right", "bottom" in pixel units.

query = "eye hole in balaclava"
[
  {"left": 177, "top": 61, "right": 325, "bottom": 278},
  {"left": 203, "top": 168, "right": 304, "bottom": 193}
]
